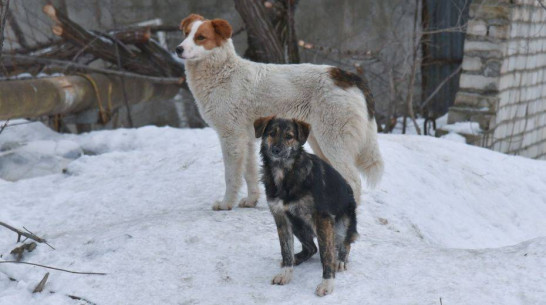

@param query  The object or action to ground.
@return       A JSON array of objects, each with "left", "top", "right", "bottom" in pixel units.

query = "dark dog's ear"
[
  {"left": 294, "top": 119, "right": 311, "bottom": 144},
  {"left": 254, "top": 116, "right": 275, "bottom": 138}
]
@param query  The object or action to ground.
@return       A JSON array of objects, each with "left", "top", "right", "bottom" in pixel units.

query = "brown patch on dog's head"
[
  {"left": 254, "top": 116, "right": 276, "bottom": 138},
  {"left": 192, "top": 19, "right": 232, "bottom": 50},
  {"left": 258, "top": 118, "right": 311, "bottom": 159},
  {"left": 329, "top": 67, "right": 375, "bottom": 119},
  {"left": 180, "top": 14, "right": 205, "bottom": 36}
]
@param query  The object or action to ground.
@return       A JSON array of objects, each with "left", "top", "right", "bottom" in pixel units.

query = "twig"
[
  {"left": 24, "top": 226, "right": 55, "bottom": 250},
  {"left": 538, "top": 0, "right": 546, "bottom": 10},
  {"left": 6, "top": 272, "right": 97, "bottom": 304},
  {"left": 32, "top": 272, "right": 49, "bottom": 293},
  {"left": 0, "top": 221, "right": 55, "bottom": 249},
  {"left": 108, "top": 33, "right": 133, "bottom": 127},
  {"left": 67, "top": 294, "right": 97, "bottom": 305},
  {"left": 420, "top": 65, "right": 462, "bottom": 110},
  {"left": 0, "top": 260, "right": 107, "bottom": 275},
  {"left": 0, "top": 118, "right": 9, "bottom": 134}
]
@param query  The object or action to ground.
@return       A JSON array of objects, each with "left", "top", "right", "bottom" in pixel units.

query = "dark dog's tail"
[{"left": 345, "top": 207, "right": 359, "bottom": 244}]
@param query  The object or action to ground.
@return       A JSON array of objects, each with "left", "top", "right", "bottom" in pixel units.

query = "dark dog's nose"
[
  {"left": 176, "top": 46, "right": 184, "bottom": 56},
  {"left": 271, "top": 146, "right": 281, "bottom": 155}
]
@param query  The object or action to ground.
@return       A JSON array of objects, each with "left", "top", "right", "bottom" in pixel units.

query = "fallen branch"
[
  {"left": 0, "top": 260, "right": 107, "bottom": 275},
  {"left": 0, "top": 221, "right": 55, "bottom": 249},
  {"left": 0, "top": 119, "right": 8, "bottom": 135},
  {"left": 43, "top": 4, "right": 163, "bottom": 76},
  {"left": 32, "top": 272, "right": 49, "bottom": 293},
  {"left": 1, "top": 54, "right": 184, "bottom": 85}
]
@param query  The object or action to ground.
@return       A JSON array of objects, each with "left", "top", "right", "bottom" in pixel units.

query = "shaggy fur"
[
  {"left": 255, "top": 117, "right": 359, "bottom": 297},
  {"left": 177, "top": 14, "right": 384, "bottom": 210}
]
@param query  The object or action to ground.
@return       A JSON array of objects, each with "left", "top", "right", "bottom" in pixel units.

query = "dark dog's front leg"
[
  {"left": 315, "top": 213, "right": 336, "bottom": 296},
  {"left": 268, "top": 200, "right": 294, "bottom": 285}
]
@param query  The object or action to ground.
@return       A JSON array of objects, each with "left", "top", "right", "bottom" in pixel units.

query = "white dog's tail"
[{"left": 356, "top": 127, "right": 384, "bottom": 188}]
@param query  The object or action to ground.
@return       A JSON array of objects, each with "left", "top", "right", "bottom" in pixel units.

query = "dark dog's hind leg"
[
  {"left": 315, "top": 213, "right": 336, "bottom": 296},
  {"left": 294, "top": 226, "right": 317, "bottom": 265},
  {"left": 336, "top": 211, "right": 359, "bottom": 272},
  {"left": 287, "top": 214, "right": 317, "bottom": 265}
]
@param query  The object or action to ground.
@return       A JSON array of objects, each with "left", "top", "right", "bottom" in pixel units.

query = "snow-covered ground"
[{"left": 1, "top": 121, "right": 545, "bottom": 305}]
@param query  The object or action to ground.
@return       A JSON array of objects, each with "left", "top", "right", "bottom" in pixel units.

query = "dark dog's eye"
[
  {"left": 285, "top": 134, "right": 293, "bottom": 140},
  {"left": 269, "top": 131, "right": 276, "bottom": 137},
  {"left": 196, "top": 35, "right": 206, "bottom": 41}
]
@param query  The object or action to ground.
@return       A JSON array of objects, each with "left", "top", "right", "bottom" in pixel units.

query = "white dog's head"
[{"left": 176, "top": 14, "right": 232, "bottom": 61}]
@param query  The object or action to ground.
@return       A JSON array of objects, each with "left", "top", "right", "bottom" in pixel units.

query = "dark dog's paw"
[
  {"left": 336, "top": 261, "right": 347, "bottom": 272},
  {"left": 315, "top": 279, "right": 334, "bottom": 296},
  {"left": 271, "top": 267, "right": 293, "bottom": 285},
  {"left": 238, "top": 197, "right": 258, "bottom": 208}
]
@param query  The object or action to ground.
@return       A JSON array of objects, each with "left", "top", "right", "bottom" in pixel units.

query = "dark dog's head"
[{"left": 254, "top": 116, "right": 311, "bottom": 161}]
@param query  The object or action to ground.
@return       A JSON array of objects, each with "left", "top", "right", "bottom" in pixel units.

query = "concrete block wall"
[{"left": 449, "top": 0, "right": 546, "bottom": 159}]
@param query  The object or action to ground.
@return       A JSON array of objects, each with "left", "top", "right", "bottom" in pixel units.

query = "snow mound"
[{"left": 1, "top": 122, "right": 545, "bottom": 304}]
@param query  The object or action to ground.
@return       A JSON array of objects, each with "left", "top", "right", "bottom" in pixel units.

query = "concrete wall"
[{"left": 449, "top": 0, "right": 546, "bottom": 159}]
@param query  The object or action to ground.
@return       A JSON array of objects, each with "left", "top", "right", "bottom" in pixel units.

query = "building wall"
[{"left": 452, "top": 0, "right": 546, "bottom": 159}]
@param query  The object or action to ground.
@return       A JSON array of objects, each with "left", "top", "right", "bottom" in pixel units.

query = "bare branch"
[
  {"left": 0, "top": 221, "right": 55, "bottom": 249},
  {"left": 538, "top": 0, "right": 546, "bottom": 10},
  {"left": 420, "top": 65, "right": 462, "bottom": 110},
  {"left": 0, "top": 118, "right": 8, "bottom": 135}
]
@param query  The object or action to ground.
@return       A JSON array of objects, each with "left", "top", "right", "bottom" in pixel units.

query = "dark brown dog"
[{"left": 254, "top": 116, "right": 359, "bottom": 296}]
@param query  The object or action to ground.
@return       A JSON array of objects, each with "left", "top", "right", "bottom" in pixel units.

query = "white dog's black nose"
[{"left": 176, "top": 46, "right": 184, "bottom": 56}]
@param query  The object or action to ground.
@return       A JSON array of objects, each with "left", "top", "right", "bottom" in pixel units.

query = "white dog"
[{"left": 177, "top": 14, "right": 384, "bottom": 211}]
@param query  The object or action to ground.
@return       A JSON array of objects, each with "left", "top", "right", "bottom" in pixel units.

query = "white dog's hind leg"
[
  {"left": 313, "top": 129, "right": 362, "bottom": 204},
  {"left": 213, "top": 134, "right": 247, "bottom": 211},
  {"left": 239, "top": 137, "right": 260, "bottom": 208},
  {"left": 307, "top": 133, "right": 330, "bottom": 164}
]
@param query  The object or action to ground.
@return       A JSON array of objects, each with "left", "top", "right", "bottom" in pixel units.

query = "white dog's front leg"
[
  {"left": 239, "top": 137, "right": 260, "bottom": 208},
  {"left": 213, "top": 134, "right": 247, "bottom": 211}
]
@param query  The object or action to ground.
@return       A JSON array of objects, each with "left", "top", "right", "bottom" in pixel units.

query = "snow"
[
  {"left": 1, "top": 121, "right": 545, "bottom": 305},
  {"left": 441, "top": 121, "right": 482, "bottom": 135}
]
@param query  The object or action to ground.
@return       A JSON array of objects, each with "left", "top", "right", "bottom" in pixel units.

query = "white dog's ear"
[
  {"left": 211, "top": 18, "right": 232, "bottom": 39},
  {"left": 180, "top": 14, "right": 204, "bottom": 33},
  {"left": 254, "top": 116, "right": 275, "bottom": 138},
  {"left": 294, "top": 119, "right": 311, "bottom": 144}
]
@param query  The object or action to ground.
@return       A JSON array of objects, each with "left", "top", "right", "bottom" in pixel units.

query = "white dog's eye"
[{"left": 196, "top": 35, "right": 206, "bottom": 41}]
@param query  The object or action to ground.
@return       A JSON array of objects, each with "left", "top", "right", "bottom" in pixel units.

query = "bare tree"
[{"left": 234, "top": 0, "right": 300, "bottom": 63}]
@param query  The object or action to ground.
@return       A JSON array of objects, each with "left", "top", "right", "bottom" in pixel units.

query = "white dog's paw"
[
  {"left": 336, "top": 261, "right": 347, "bottom": 272},
  {"left": 238, "top": 197, "right": 258, "bottom": 208},
  {"left": 212, "top": 201, "right": 233, "bottom": 211},
  {"left": 315, "top": 279, "right": 334, "bottom": 297},
  {"left": 271, "top": 267, "right": 293, "bottom": 285}
]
